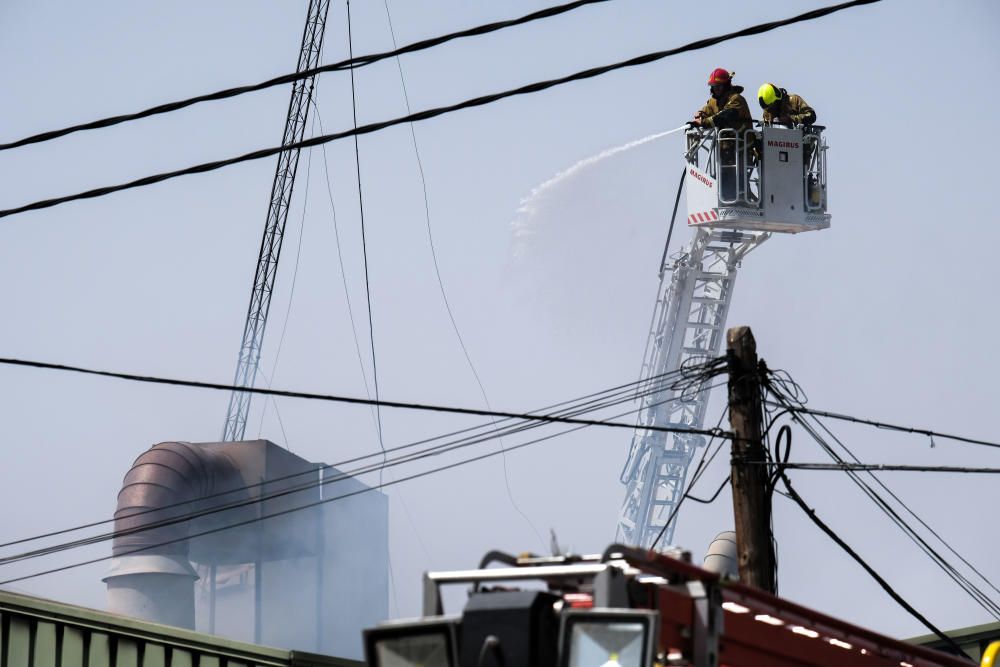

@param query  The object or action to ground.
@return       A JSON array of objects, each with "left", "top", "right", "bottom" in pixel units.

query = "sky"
[{"left": 0, "top": 0, "right": 998, "bottom": 650}]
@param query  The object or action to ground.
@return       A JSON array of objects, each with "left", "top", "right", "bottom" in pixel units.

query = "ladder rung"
[
  {"left": 711, "top": 232, "right": 750, "bottom": 242},
  {"left": 686, "top": 321, "right": 720, "bottom": 329},
  {"left": 653, "top": 451, "right": 687, "bottom": 460}
]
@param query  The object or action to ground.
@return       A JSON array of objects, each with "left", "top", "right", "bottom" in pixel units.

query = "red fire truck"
[{"left": 362, "top": 544, "right": 978, "bottom": 667}]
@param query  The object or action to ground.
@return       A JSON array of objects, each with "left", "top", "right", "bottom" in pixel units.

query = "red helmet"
[{"left": 708, "top": 68, "right": 732, "bottom": 85}]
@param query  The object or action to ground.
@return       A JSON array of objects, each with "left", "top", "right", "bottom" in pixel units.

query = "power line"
[
  {"left": 1, "top": 376, "right": 727, "bottom": 569},
  {"left": 771, "top": 403, "right": 1000, "bottom": 450},
  {"left": 0, "top": 0, "right": 881, "bottom": 220},
  {"left": 766, "top": 377, "right": 1000, "bottom": 620},
  {"left": 0, "top": 376, "right": 716, "bottom": 583},
  {"left": 797, "top": 405, "right": 1000, "bottom": 610},
  {"left": 0, "top": 369, "right": 722, "bottom": 559},
  {"left": 313, "top": 103, "right": 379, "bottom": 431},
  {"left": 381, "top": 0, "right": 546, "bottom": 550},
  {"left": 0, "top": 0, "right": 614, "bottom": 153},
  {"left": 1, "top": 384, "right": 644, "bottom": 564},
  {"left": 0, "top": 366, "right": 694, "bottom": 552},
  {"left": 765, "top": 462, "right": 1000, "bottom": 474},
  {"left": 0, "top": 356, "right": 729, "bottom": 437},
  {"left": 345, "top": 0, "right": 388, "bottom": 480},
  {"left": 685, "top": 475, "right": 730, "bottom": 504},
  {"left": 764, "top": 376, "right": 999, "bottom": 606},
  {"left": 0, "top": 420, "right": 585, "bottom": 586},
  {"left": 774, "top": 468, "right": 965, "bottom": 653}
]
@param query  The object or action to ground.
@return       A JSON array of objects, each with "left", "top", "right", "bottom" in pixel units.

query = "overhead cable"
[
  {"left": 771, "top": 403, "right": 1000, "bottom": 450},
  {"left": 0, "top": 380, "right": 716, "bottom": 585},
  {"left": 0, "top": 356, "right": 728, "bottom": 437},
  {"left": 775, "top": 388, "right": 1000, "bottom": 609},
  {"left": 381, "top": 0, "right": 546, "bottom": 548},
  {"left": 0, "top": 377, "right": 728, "bottom": 571},
  {"left": 0, "top": 0, "right": 614, "bottom": 152},
  {"left": 0, "top": 421, "right": 586, "bottom": 585},
  {"left": 764, "top": 462, "right": 1000, "bottom": 474},
  {"left": 777, "top": 473, "right": 964, "bottom": 651},
  {"left": 766, "top": 376, "right": 1000, "bottom": 620},
  {"left": 768, "top": 427, "right": 965, "bottom": 652},
  {"left": 345, "top": 0, "right": 388, "bottom": 477},
  {"left": 798, "top": 406, "right": 1000, "bottom": 611},
  {"left": 0, "top": 365, "right": 696, "bottom": 551},
  {"left": 0, "top": 0, "right": 881, "bottom": 220}
]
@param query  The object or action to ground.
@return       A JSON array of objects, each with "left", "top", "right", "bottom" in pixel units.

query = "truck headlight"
[
  {"left": 363, "top": 617, "right": 459, "bottom": 667},
  {"left": 559, "top": 609, "right": 658, "bottom": 667}
]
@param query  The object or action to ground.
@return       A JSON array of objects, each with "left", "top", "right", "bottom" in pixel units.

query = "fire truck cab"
[
  {"left": 685, "top": 124, "right": 830, "bottom": 234},
  {"left": 361, "top": 545, "right": 974, "bottom": 667}
]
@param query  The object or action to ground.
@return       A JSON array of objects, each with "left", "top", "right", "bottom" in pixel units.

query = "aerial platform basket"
[{"left": 685, "top": 124, "right": 830, "bottom": 234}]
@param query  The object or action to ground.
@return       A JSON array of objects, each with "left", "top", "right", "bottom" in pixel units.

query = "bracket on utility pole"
[{"left": 726, "top": 326, "right": 776, "bottom": 593}]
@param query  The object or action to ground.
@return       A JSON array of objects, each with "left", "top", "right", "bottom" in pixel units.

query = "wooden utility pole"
[{"left": 726, "top": 326, "right": 776, "bottom": 593}]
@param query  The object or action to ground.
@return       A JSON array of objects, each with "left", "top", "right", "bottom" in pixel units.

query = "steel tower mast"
[{"left": 222, "top": 0, "right": 332, "bottom": 441}]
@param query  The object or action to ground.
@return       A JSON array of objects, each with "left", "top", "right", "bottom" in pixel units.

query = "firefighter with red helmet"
[
  {"left": 692, "top": 68, "right": 753, "bottom": 133},
  {"left": 692, "top": 68, "right": 754, "bottom": 202}
]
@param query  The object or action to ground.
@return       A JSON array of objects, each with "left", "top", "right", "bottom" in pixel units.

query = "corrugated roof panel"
[{"left": 0, "top": 590, "right": 361, "bottom": 667}]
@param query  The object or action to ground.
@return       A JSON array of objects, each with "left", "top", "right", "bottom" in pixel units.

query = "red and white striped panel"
[{"left": 688, "top": 210, "right": 719, "bottom": 224}]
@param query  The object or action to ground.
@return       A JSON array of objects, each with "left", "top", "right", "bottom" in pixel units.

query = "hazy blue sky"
[{"left": 0, "top": 0, "right": 997, "bottom": 646}]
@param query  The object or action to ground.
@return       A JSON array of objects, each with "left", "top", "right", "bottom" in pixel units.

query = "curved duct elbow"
[
  {"left": 104, "top": 441, "right": 250, "bottom": 628},
  {"left": 703, "top": 530, "right": 739, "bottom": 580},
  {"left": 110, "top": 441, "right": 246, "bottom": 557}
]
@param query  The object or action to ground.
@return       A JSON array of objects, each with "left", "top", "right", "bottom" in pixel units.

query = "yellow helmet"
[
  {"left": 757, "top": 83, "right": 783, "bottom": 109},
  {"left": 983, "top": 641, "right": 1000, "bottom": 667}
]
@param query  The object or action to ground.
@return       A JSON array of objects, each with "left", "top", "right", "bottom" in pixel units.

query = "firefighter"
[
  {"left": 692, "top": 68, "right": 753, "bottom": 132},
  {"left": 692, "top": 68, "right": 753, "bottom": 202},
  {"left": 757, "top": 82, "right": 816, "bottom": 126},
  {"left": 758, "top": 82, "right": 822, "bottom": 206}
]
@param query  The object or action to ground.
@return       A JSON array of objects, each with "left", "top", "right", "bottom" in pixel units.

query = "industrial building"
[{"left": 104, "top": 440, "right": 387, "bottom": 660}]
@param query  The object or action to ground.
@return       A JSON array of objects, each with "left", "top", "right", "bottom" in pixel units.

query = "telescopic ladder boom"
[
  {"left": 617, "top": 124, "right": 830, "bottom": 548},
  {"left": 617, "top": 227, "right": 768, "bottom": 548}
]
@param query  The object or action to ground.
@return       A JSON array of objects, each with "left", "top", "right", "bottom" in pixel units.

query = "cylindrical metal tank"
[
  {"left": 702, "top": 530, "right": 739, "bottom": 580},
  {"left": 103, "top": 554, "right": 199, "bottom": 629}
]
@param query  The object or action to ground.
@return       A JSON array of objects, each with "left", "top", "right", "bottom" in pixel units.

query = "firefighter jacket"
[
  {"left": 698, "top": 85, "right": 753, "bottom": 134},
  {"left": 762, "top": 91, "right": 817, "bottom": 126}
]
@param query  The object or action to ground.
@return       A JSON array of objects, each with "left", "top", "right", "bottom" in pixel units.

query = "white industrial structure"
[{"left": 617, "top": 123, "right": 829, "bottom": 549}]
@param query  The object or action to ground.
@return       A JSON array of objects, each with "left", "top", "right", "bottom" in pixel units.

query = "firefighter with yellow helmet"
[
  {"left": 757, "top": 82, "right": 817, "bottom": 126},
  {"left": 758, "top": 82, "right": 822, "bottom": 205}
]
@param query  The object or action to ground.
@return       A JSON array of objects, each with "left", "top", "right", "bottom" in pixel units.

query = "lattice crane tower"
[
  {"left": 222, "top": 0, "right": 332, "bottom": 441},
  {"left": 617, "top": 123, "right": 830, "bottom": 548}
]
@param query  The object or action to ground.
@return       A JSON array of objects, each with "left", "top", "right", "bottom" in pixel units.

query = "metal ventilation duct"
[
  {"left": 104, "top": 441, "right": 251, "bottom": 628},
  {"left": 103, "top": 439, "right": 388, "bottom": 659}
]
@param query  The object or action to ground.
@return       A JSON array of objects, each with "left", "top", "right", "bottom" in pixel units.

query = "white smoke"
[{"left": 511, "top": 125, "right": 687, "bottom": 259}]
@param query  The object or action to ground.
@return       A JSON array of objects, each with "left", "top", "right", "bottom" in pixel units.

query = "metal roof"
[{"left": 0, "top": 588, "right": 362, "bottom": 667}]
